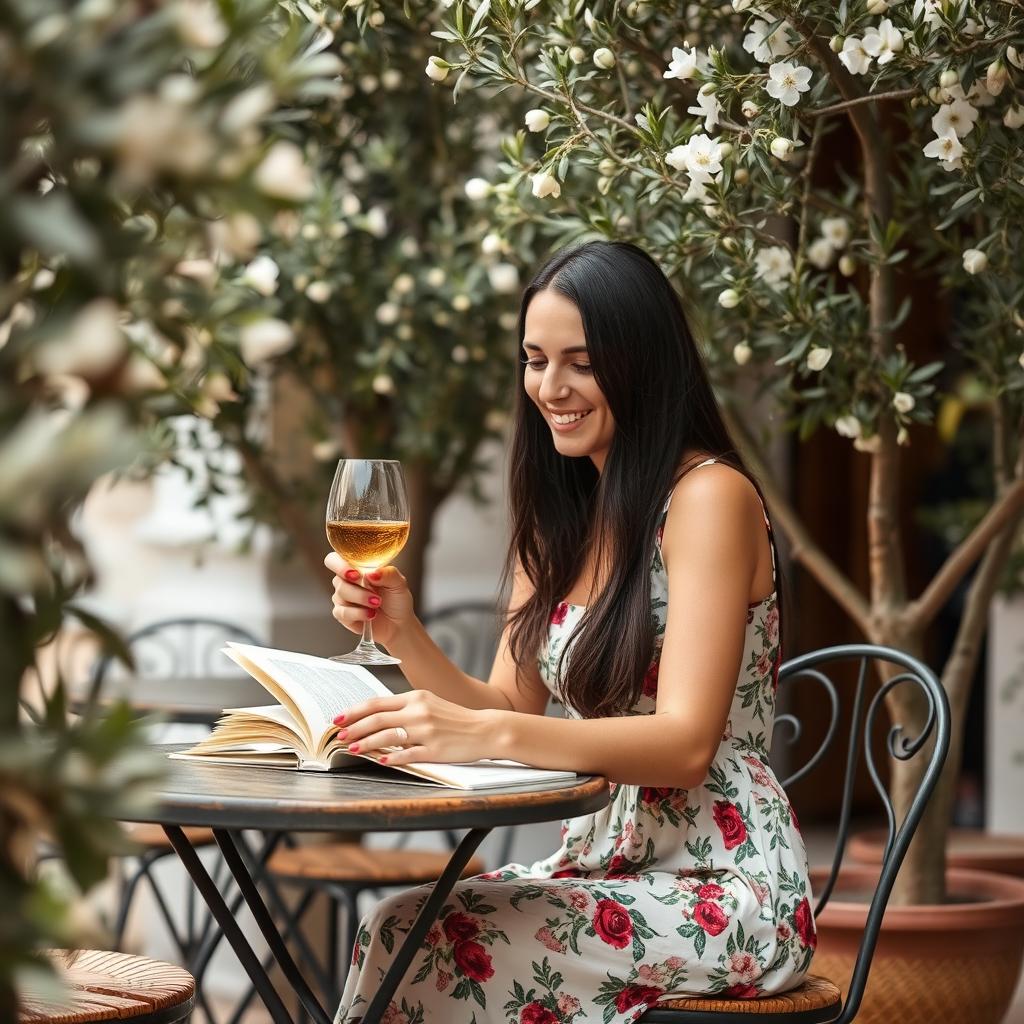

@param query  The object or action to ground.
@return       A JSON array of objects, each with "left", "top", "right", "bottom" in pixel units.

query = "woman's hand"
[
  {"left": 332, "top": 690, "right": 499, "bottom": 766},
  {"left": 325, "top": 552, "right": 416, "bottom": 649}
]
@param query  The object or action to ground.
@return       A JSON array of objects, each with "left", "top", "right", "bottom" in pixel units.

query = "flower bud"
[
  {"left": 1004, "top": 105, "right": 1024, "bottom": 130},
  {"left": 939, "top": 69, "right": 959, "bottom": 89},
  {"left": 734, "top": 167, "right": 749, "bottom": 184},
  {"left": 425, "top": 56, "right": 450, "bottom": 82},
  {"left": 597, "top": 176, "right": 612, "bottom": 195},
  {"left": 829, "top": 35, "right": 844, "bottom": 53},
  {"left": 893, "top": 391, "right": 915, "bottom": 413},
  {"left": 464, "top": 177, "right": 492, "bottom": 201},
  {"left": 598, "top": 158, "right": 617, "bottom": 176},
  {"left": 718, "top": 142, "right": 734, "bottom": 158},
  {"left": 839, "top": 255, "right": 857, "bottom": 277},
  {"left": 865, "top": 0, "right": 887, "bottom": 15},
  {"left": 718, "top": 288, "right": 741, "bottom": 309},
  {"left": 733, "top": 341, "right": 752, "bottom": 364},
  {"left": 593, "top": 47, "right": 616, "bottom": 70},
  {"left": 568, "top": 46, "right": 587, "bottom": 64},
  {"left": 807, "top": 346, "right": 833, "bottom": 372},
  {"left": 525, "top": 109, "right": 550, "bottom": 132},
  {"left": 742, "top": 99, "right": 760, "bottom": 119},
  {"left": 770, "top": 136, "right": 794, "bottom": 161},
  {"left": 962, "top": 248, "right": 988, "bottom": 275},
  {"left": 987, "top": 60, "right": 1009, "bottom": 96}
]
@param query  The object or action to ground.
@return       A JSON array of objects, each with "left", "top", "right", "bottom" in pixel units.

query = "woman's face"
[{"left": 522, "top": 288, "right": 615, "bottom": 472}]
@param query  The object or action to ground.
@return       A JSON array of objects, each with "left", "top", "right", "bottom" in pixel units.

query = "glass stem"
[{"left": 357, "top": 570, "right": 377, "bottom": 651}]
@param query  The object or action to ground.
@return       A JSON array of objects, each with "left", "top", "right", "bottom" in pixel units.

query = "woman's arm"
[{"left": 488, "top": 465, "right": 762, "bottom": 787}]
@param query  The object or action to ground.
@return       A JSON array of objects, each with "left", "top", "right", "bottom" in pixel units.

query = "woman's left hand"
[{"left": 332, "top": 690, "right": 498, "bottom": 766}]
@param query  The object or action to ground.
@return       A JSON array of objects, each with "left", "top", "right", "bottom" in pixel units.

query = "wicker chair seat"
[
  {"left": 642, "top": 975, "right": 841, "bottom": 1022},
  {"left": 269, "top": 841, "right": 487, "bottom": 884},
  {"left": 19, "top": 950, "right": 195, "bottom": 1024}
]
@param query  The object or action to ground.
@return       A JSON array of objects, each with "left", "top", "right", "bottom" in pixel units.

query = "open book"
[{"left": 169, "top": 642, "right": 579, "bottom": 792}]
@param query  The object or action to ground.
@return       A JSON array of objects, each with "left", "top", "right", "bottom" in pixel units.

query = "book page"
[{"left": 224, "top": 642, "right": 393, "bottom": 746}]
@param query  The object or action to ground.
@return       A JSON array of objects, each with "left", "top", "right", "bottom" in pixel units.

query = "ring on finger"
[{"left": 394, "top": 726, "right": 409, "bottom": 746}]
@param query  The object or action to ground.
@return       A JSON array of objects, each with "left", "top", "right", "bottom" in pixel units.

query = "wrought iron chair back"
[
  {"left": 90, "top": 616, "right": 262, "bottom": 687},
  {"left": 769, "top": 643, "right": 949, "bottom": 1023},
  {"left": 421, "top": 601, "right": 503, "bottom": 683}
]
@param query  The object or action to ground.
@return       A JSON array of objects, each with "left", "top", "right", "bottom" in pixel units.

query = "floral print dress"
[{"left": 335, "top": 459, "right": 816, "bottom": 1024}]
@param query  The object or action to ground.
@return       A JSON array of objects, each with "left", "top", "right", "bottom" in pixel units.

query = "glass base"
[{"left": 330, "top": 642, "right": 401, "bottom": 666}]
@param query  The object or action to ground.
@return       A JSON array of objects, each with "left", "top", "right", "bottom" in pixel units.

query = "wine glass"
[{"left": 326, "top": 459, "right": 410, "bottom": 665}]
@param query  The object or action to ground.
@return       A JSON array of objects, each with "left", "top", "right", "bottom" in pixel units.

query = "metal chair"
[
  {"left": 91, "top": 616, "right": 263, "bottom": 1024},
  {"left": 264, "top": 602, "right": 503, "bottom": 1016},
  {"left": 639, "top": 643, "right": 950, "bottom": 1023}
]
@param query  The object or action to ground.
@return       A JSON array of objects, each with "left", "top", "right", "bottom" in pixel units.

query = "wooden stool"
[
  {"left": 18, "top": 950, "right": 194, "bottom": 1023},
  {"left": 641, "top": 975, "right": 842, "bottom": 1022}
]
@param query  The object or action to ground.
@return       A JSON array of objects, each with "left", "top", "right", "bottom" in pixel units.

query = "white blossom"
[
  {"left": 426, "top": 267, "right": 446, "bottom": 287},
  {"left": 1005, "top": 105, "right": 1024, "bottom": 130},
  {"left": 808, "top": 238, "right": 835, "bottom": 270},
  {"left": 834, "top": 415, "right": 862, "bottom": 439},
  {"left": 913, "top": 0, "right": 944, "bottom": 29},
  {"left": 718, "top": 288, "right": 741, "bottom": 309},
  {"left": 452, "top": 294, "right": 472, "bottom": 312},
  {"left": 922, "top": 131, "right": 964, "bottom": 171},
  {"left": 732, "top": 0, "right": 754, "bottom": 10},
  {"left": 893, "top": 391, "right": 915, "bottom": 413},
  {"left": 254, "top": 142, "right": 314, "bottom": 201},
  {"left": 425, "top": 56, "right": 450, "bottom": 82},
  {"left": 175, "top": 0, "right": 228, "bottom": 49},
  {"left": 488, "top": 263, "right": 520, "bottom": 294},
  {"left": 239, "top": 318, "right": 294, "bottom": 365},
  {"left": 372, "top": 374, "right": 394, "bottom": 395},
  {"left": 593, "top": 47, "right": 616, "bottom": 70},
  {"left": 666, "top": 133, "right": 724, "bottom": 189},
  {"left": 822, "top": 217, "right": 851, "bottom": 249},
  {"left": 375, "top": 302, "right": 400, "bottom": 324},
  {"left": 306, "top": 281, "right": 332, "bottom": 303},
  {"left": 862, "top": 18, "right": 903, "bottom": 65},
  {"left": 175, "top": 258, "right": 217, "bottom": 286},
  {"left": 392, "top": 273, "right": 415, "bottom": 295},
  {"left": 464, "top": 177, "right": 492, "bottom": 200},
  {"left": 341, "top": 194, "right": 361, "bottom": 216},
  {"left": 770, "top": 136, "right": 795, "bottom": 161},
  {"left": 838, "top": 36, "right": 872, "bottom": 76},
  {"left": 962, "top": 248, "right": 988, "bottom": 274},
  {"left": 733, "top": 341, "right": 753, "bottom": 365},
  {"left": 765, "top": 61, "right": 813, "bottom": 107},
  {"left": 741, "top": 99, "right": 760, "bottom": 119},
  {"left": 932, "top": 100, "right": 979, "bottom": 139},
  {"left": 364, "top": 206, "right": 388, "bottom": 238},
  {"left": 687, "top": 85, "right": 722, "bottom": 132},
  {"left": 36, "top": 300, "right": 125, "bottom": 377},
  {"left": 897, "top": 426, "right": 910, "bottom": 446},
  {"left": 531, "top": 170, "right": 561, "bottom": 199},
  {"left": 525, "top": 109, "right": 550, "bottom": 132},
  {"left": 381, "top": 68, "right": 402, "bottom": 90},
  {"left": 754, "top": 246, "right": 794, "bottom": 290},
  {"left": 221, "top": 84, "right": 276, "bottom": 136},
  {"left": 807, "top": 346, "right": 832, "bottom": 371},
  {"left": 241, "top": 255, "right": 279, "bottom": 296},
  {"left": 742, "top": 18, "right": 794, "bottom": 63},
  {"left": 664, "top": 44, "right": 701, "bottom": 81},
  {"left": 839, "top": 255, "right": 857, "bottom": 277}
]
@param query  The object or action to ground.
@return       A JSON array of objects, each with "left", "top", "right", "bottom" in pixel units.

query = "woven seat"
[
  {"left": 123, "top": 823, "right": 215, "bottom": 849},
  {"left": 19, "top": 950, "right": 194, "bottom": 1024},
  {"left": 642, "top": 975, "right": 841, "bottom": 1022},
  {"left": 269, "top": 842, "right": 487, "bottom": 884}
]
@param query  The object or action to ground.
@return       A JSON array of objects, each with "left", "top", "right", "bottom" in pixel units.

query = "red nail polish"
[
  {"left": 345, "top": 570, "right": 360, "bottom": 581},
  {"left": 380, "top": 756, "right": 388, "bottom": 765},
  {"left": 350, "top": 744, "right": 359, "bottom": 752},
  {"left": 367, "top": 609, "right": 376, "bottom": 619},
  {"left": 368, "top": 596, "right": 381, "bottom": 607},
  {"left": 334, "top": 713, "right": 345, "bottom": 723},
  {"left": 368, "top": 570, "right": 382, "bottom": 581},
  {"left": 338, "top": 728, "right": 348, "bottom": 739}
]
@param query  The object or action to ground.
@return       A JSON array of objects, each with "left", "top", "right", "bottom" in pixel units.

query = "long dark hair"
[{"left": 499, "top": 240, "right": 784, "bottom": 719}]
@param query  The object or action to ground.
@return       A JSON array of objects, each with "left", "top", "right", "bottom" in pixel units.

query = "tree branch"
[
  {"left": 722, "top": 404, "right": 872, "bottom": 633},
  {"left": 808, "top": 88, "right": 919, "bottom": 119}
]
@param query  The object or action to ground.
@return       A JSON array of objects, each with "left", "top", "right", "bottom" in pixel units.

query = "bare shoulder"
[{"left": 661, "top": 460, "right": 763, "bottom": 560}]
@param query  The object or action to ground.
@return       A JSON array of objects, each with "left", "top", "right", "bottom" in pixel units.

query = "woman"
[{"left": 326, "top": 240, "right": 815, "bottom": 1023}]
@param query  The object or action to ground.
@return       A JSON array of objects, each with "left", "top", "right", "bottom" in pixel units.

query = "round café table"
[{"left": 128, "top": 745, "right": 609, "bottom": 1024}]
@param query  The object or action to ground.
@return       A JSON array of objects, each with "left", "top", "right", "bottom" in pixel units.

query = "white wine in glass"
[{"left": 326, "top": 459, "right": 410, "bottom": 665}]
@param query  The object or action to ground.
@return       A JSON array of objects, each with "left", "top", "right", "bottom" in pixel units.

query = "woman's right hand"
[{"left": 324, "top": 552, "right": 415, "bottom": 648}]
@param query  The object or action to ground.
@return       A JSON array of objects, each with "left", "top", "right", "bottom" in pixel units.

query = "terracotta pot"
[
  {"left": 849, "top": 827, "right": 1024, "bottom": 879},
  {"left": 811, "top": 865, "right": 1024, "bottom": 1024}
]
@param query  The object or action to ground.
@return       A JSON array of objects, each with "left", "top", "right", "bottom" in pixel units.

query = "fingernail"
[
  {"left": 368, "top": 596, "right": 381, "bottom": 607},
  {"left": 367, "top": 609, "right": 377, "bottom": 619},
  {"left": 380, "top": 756, "right": 388, "bottom": 765},
  {"left": 345, "top": 570, "right": 360, "bottom": 581},
  {"left": 368, "top": 570, "right": 382, "bottom": 581},
  {"left": 350, "top": 744, "right": 360, "bottom": 752},
  {"left": 333, "top": 713, "right": 346, "bottom": 724},
  {"left": 338, "top": 728, "right": 348, "bottom": 739}
]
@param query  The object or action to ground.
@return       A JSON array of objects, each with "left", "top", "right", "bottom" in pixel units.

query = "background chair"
[
  {"left": 639, "top": 643, "right": 950, "bottom": 1023},
  {"left": 264, "top": 601, "right": 503, "bottom": 1016}
]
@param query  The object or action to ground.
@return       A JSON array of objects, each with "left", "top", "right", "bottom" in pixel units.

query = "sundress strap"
[{"left": 658, "top": 458, "right": 776, "bottom": 586}]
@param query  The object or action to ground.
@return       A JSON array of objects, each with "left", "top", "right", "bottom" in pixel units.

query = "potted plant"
[{"left": 406, "top": 0, "right": 1024, "bottom": 1018}]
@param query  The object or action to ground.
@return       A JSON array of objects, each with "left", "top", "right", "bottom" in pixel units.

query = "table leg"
[
  {"left": 164, "top": 825, "right": 298, "bottom": 1024},
  {"left": 357, "top": 827, "right": 490, "bottom": 1024}
]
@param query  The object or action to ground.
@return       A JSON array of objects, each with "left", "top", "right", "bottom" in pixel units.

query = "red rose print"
[
  {"left": 791, "top": 803, "right": 803, "bottom": 836},
  {"left": 592, "top": 897, "right": 634, "bottom": 948},
  {"left": 640, "top": 786, "right": 674, "bottom": 805},
  {"left": 452, "top": 939, "right": 494, "bottom": 981},
  {"left": 521, "top": 1002, "right": 558, "bottom": 1024},
  {"left": 435, "top": 969, "right": 452, "bottom": 992},
  {"left": 615, "top": 984, "right": 663, "bottom": 1013},
  {"left": 642, "top": 660, "right": 659, "bottom": 697},
  {"left": 693, "top": 900, "right": 729, "bottom": 936},
  {"left": 605, "top": 854, "right": 638, "bottom": 878},
  {"left": 442, "top": 911, "right": 479, "bottom": 942},
  {"left": 793, "top": 897, "right": 817, "bottom": 949},
  {"left": 551, "top": 867, "right": 582, "bottom": 878},
  {"left": 713, "top": 800, "right": 747, "bottom": 850},
  {"left": 697, "top": 882, "right": 725, "bottom": 901},
  {"left": 723, "top": 983, "right": 759, "bottom": 999},
  {"left": 550, "top": 601, "right": 569, "bottom": 625},
  {"left": 772, "top": 652, "right": 781, "bottom": 694},
  {"left": 425, "top": 925, "right": 442, "bottom": 946}
]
